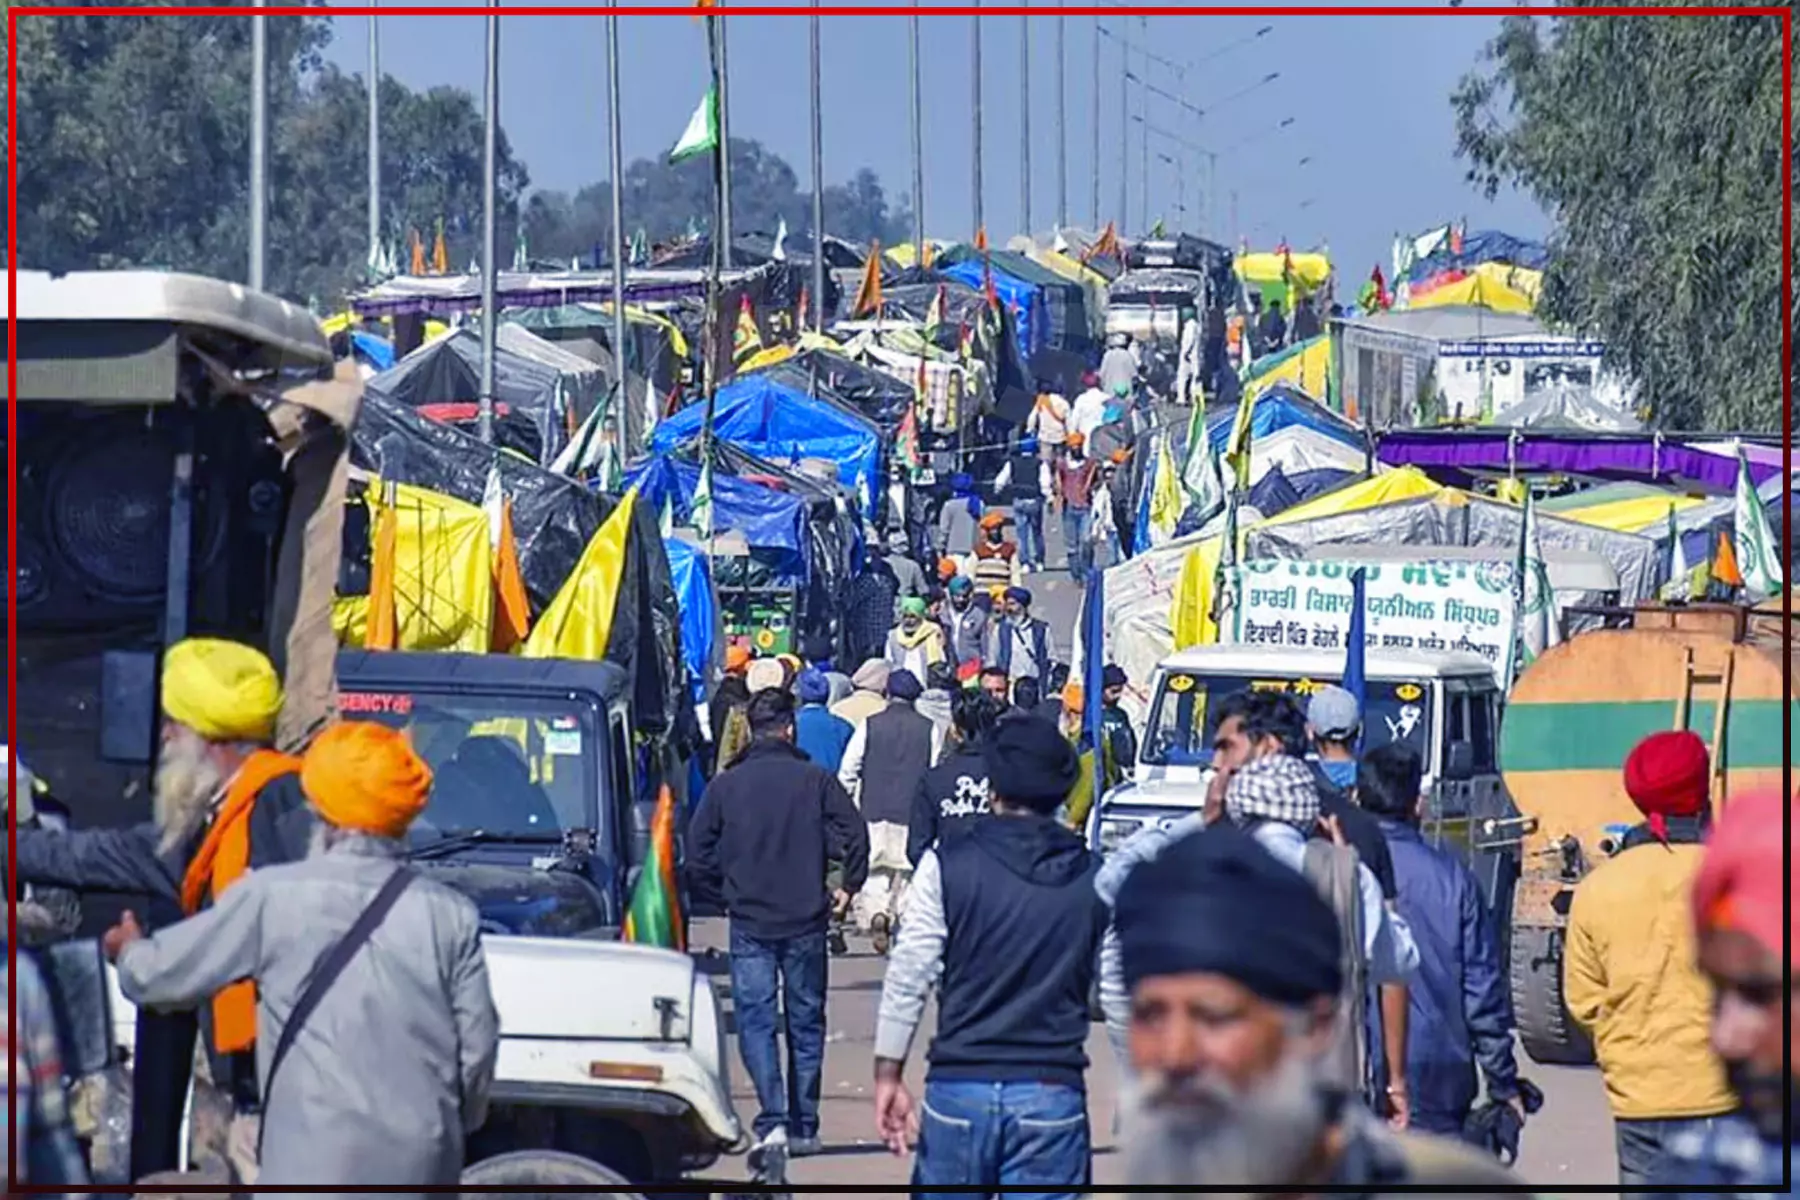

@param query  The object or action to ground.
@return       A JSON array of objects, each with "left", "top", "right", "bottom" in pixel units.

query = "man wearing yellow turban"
[
  {"left": 106, "top": 720, "right": 499, "bottom": 1196},
  {"left": 11, "top": 636, "right": 317, "bottom": 1180}
]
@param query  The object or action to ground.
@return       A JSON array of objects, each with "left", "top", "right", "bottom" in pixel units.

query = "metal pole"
[
  {"left": 1090, "top": 16, "right": 1100, "bottom": 227},
  {"left": 717, "top": 6, "right": 733, "bottom": 255},
  {"left": 478, "top": 13, "right": 499, "bottom": 443},
  {"left": 607, "top": 5, "right": 630, "bottom": 457},
  {"left": 811, "top": 5, "right": 826, "bottom": 330},
  {"left": 1055, "top": 1, "right": 1067, "bottom": 229},
  {"left": 908, "top": 12, "right": 925, "bottom": 265},
  {"left": 972, "top": 0, "right": 984, "bottom": 237},
  {"left": 1138, "top": 15, "right": 1149, "bottom": 233},
  {"left": 1019, "top": 13, "right": 1031, "bottom": 238},
  {"left": 249, "top": 2, "right": 267, "bottom": 290},
  {"left": 1116, "top": 22, "right": 1127, "bottom": 231},
  {"left": 367, "top": 4, "right": 380, "bottom": 271}
]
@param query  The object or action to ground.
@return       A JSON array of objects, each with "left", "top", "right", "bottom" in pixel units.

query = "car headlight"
[{"left": 1097, "top": 816, "right": 1143, "bottom": 855}]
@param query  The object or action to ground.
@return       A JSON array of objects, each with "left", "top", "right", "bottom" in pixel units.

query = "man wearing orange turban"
[
  {"left": 1648, "top": 790, "right": 1795, "bottom": 1191},
  {"left": 1564, "top": 731, "right": 1736, "bottom": 1191},
  {"left": 107, "top": 720, "right": 498, "bottom": 1195}
]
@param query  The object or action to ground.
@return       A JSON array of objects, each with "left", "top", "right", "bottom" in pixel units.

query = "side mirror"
[{"left": 1444, "top": 740, "right": 1476, "bottom": 782}]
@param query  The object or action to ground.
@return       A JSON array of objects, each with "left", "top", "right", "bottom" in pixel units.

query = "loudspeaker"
[{"left": 11, "top": 403, "right": 287, "bottom": 637}]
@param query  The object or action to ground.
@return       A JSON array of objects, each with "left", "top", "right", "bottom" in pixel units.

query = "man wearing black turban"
[
  {"left": 1103, "top": 827, "right": 1522, "bottom": 1198},
  {"left": 873, "top": 713, "right": 1107, "bottom": 1198}
]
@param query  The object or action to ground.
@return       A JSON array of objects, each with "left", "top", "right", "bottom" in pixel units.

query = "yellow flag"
[
  {"left": 364, "top": 499, "right": 400, "bottom": 651},
  {"left": 522, "top": 488, "right": 639, "bottom": 661},
  {"left": 1149, "top": 435, "right": 1184, "bottom": 545}
]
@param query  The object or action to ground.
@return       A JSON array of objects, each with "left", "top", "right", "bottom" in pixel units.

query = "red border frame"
[{"left": 7, "top": 4, "right": 1792, "bottom": 1194}]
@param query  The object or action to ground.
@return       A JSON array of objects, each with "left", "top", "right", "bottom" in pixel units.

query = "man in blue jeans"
[
  {"left": 873, "top": 713, "right": 1106, "bottom": 1199},
  {"left": 686, "top": 688, "right": 870, "bottom": 1180}
]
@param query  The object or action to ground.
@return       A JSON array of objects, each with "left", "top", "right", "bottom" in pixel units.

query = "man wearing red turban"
[
  {"left": 1563, "top": 731, "right": 1737, "bottom": 1193},
  {"left": 1648, "top": 790, "right": 1795, "bottom": 1192}
]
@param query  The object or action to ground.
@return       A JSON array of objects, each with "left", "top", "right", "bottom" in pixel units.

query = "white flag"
[
  {"left": 1510, "top": 490, "right": 1560, "bottom": 685},
  {"left": 772, "top": 217, "right": 788, "bottom": 261},
  {"left": 1661, "top": 502, "right": 1693, "bottom": 602},
  {"left": 1733, "top": 445, "right": 1783, "bottom": 601},
  {"left": 482, "top": 464, "right": 506, "bottom": 551},
  {"left": 670, "top": 85, "right": 720, "bottom": 164}
]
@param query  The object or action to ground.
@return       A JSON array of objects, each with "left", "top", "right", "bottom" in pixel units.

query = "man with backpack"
[{"left": 1094, "top": 689, "right": 1417, "bottom": 1115}]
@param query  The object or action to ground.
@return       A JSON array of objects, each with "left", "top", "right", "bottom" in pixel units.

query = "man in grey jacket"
[{"left": 106, "top": 721, "right": 499, "bottom": 1196}]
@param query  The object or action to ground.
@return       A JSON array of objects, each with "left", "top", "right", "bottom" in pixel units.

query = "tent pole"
[{"left": 607, "top": 3, "right": 631, "bottom": 461}]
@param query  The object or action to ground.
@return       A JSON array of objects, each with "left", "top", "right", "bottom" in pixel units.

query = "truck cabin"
[
  {"left": 335, "top": 650, "right": 644, "bottom": 934},
  {"left": 1139, "top": 645, "right": 1501, "bottom": 794},
  {"left": 6, "top": 269, "right": 356, "bottom": 828}
]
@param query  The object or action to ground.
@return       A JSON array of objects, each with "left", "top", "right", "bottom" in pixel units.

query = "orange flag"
[
  {"left": 1712, "top": 529, "right": 1745, "bottom": 589},
  {"left": 409, "top": 230, "right": 426, "bottom": 276},
  {"left": 974, "top": 226, "right": 989, "bottom": 253},
  {"left": 492, "top": 497, "right": 532, "bottom": 652},
  {"left": 432, "top": 221, "right": 449, "bottom": 275},
  {"left": 364, "top": 496, "right": 400, "bottom": 651},
  {"left": 852, "top": 240, "right": 883, "bottom": 318}
]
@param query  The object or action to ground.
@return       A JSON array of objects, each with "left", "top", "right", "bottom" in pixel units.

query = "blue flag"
[
  {"left": 1083, "top": 566, "right": 1107, "bottom": 804},
  {"left": 1343, "top": 567, "right": 1368, "bottom": 747}
]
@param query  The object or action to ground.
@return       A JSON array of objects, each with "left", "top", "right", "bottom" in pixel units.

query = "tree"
[{"left": 1451, "top": 11, "right": 1784, "bottom": 431}]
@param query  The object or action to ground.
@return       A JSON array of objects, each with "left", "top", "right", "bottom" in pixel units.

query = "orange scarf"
[{"left": 179, "top": 748, "right": 301, "bottom": 1054}]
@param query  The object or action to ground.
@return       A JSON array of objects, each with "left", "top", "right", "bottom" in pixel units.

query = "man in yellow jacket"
[{"left": 1564, "top": 730, "right": 1736, "bottom": 1193}]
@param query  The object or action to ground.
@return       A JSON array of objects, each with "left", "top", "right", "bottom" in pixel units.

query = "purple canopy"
[{"left": 1376, "top": 430, "right": 1787, "bottom": 496}]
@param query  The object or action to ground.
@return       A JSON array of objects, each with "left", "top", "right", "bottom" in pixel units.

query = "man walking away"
[
  {"left": 833, "top": 659, "right": 892, "bottom": 730},
  {"left": 875, "top": 714, "right": 1103, "bottom": 1199},
  {"left": 1652, "top": 790, "right": 1795, "bottom": 1194},
  {"left": 992, "top": 587, "right": 1055, "bottom": 688},
  {"left": 1360, "top": 744, "right": 1524, "bottom": 1138},
  {"left": 995, "top": 437, "right": 1048, "bottom": 572},
  {"left": 1098, "top": 333, "right": 1137, "bottom": 398},
  {"left": 907, "top": 690, "right": 1004, "bottom": 866},
  {"left": 1051, "top": 436, "right": 1101, "bottom": 582},
  {"left": 880, "top": 527, "right": 932, "bottom": 617},
  {"left": 1026, "top": 380, "right": 1071, "bottom": 455},
  {"left": 108, "top": 721, "right": 500, "bottom": 1195},
  {"left": 687, "top": 689, "right": 871, "bottom": 1174},
  {"left": 1107, "top": 827, "right": 1522, "bottom": 1198},
  {"left": 795, "top": 670, "right": 854, "bottom": 774},
  {"left": 1564, "top": 731, "right": 1735, "bottom": 1192},
  {"left": 839, "top": 670, "right": 936, "bottom": 954}
]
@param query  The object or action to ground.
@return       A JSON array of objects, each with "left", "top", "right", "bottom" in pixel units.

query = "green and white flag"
[
  {"left": 691, "top": 456, "right": 716, "bottom": 537},
  {"left": 670, "top": 84, "right": 720, "bottom": 164},
  {"left": 1510, "top": 489, "right": 1560, "bottom": 685},
  {"left": 512, "top": 227, "right": 529, "bottom": 272},
  {"left": 1732, "top": 444, "right": 1783, "bottom": 601},
  {"left": 1178, "top": 401, "right": 1224, "bottom": 525},
  {"left": 1661, "top": 502, "right": 1694, "bottom": 601}
]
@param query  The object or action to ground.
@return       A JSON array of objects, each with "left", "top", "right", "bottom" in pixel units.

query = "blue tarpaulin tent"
[
  {"left": 941, "top": 259, "right": 1044, "bottom": 363},
  {"left": 1206, "top": 383, "right": 1363, "bottom": 453},
  {"left": 622, "top": 455, "right": 810, "bottom": 579},
  {"left": 662, "top": 536, "right": 717, "bottom": 705},
  {"left": 651, "top": 375, "right": 883, "bottom": 514}
]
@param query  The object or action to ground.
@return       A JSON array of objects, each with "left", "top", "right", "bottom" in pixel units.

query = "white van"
[{"left": 1089, "top": 644, "right": 1509, "bottom": 869}]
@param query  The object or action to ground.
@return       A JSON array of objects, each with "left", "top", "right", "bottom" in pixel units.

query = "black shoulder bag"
[{"left": 255, "top": 866, "right": 417, "bottom": 1158}]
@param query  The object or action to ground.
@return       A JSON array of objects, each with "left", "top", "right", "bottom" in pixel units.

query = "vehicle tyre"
[
  {"left": 462, "top": 1149, "right": 643, "bottom": 1198},
  {"left": 1509, "top": 923, "right": 1595, "bottom": 1066}
]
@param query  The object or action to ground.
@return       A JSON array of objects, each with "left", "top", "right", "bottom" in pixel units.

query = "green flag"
[
  {"left": 1733, "top": 445, "right": 1783, "bottom": 601},
  {"left": 691, "top": 456, "right": 716, "bottom": 537},
  {"left": 623, "top": 785, "right": 685, "bottom": 950},
  {"left": 670, "top": 84, "right": 720, "bottom": 164},
  {"left": 1662, "top": 503, "right": 1693, "bottom": 601}
]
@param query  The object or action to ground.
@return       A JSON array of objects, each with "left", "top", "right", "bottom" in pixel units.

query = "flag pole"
[
  {"left": 478, "top": 12, "right": 500, "bottom": 444},
  {"left": 1019, "top": 12, "right": 1031, "bottom": 239},
  {"left": 716, "top": 1, "right": 733, "bottom": 256},
  {"left": 810, "top": 1, "right": 826, "bottom": 332},
  {"left": 607, "top": 2, "right": 631, "bottom": 464},
  {"left": 249, "top": 0, "right": 267, "bottom": 291},
  {"left": 971, "top": 0, "right": 984, "bottom": 239},
  {"left": 701, "top": 11, "right": 727, "bottom": 575},
  {"left": 367, "top": 1, "right": 381, "bottom": 277},
  {"left": 908, "top": 12, "right": 925, "bottom": 268}
]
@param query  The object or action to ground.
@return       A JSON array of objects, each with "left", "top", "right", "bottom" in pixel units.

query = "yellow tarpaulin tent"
[
  {"left": 739, "top": 330, "right": 843, "bottom": 374},
  {"left": 522, "top": 488, "right": 640, "bottom": 661},
  {"left": 1560, "top": 492, "right": 1704, "bottom": 535},
  {"left": 1234, "top": 251, "right": 1332, "bottom": 291},
  {"left": 333, "top": 480, "right": 495, "bottom": 653},
  {"left": 1172, "top": 468, "right": 1445, "bottom": 646},
  {"left": 1406, "top": 263, "right": 1541, "bottom": 315},
  {"left": 1242, "top": 335, "right": 1332, "bottom": 403}
]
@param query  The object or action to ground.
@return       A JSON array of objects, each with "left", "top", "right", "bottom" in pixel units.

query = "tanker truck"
[{"left": 1494, "top": 599, "right": 1796, "bottom": 1065}]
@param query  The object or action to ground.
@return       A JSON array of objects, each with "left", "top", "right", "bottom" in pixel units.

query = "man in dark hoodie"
[
  {"left": 686, "top": 688, "right": 871, "bottom": 1176},
  {"left": 874, "top": 712, "right": 1106, "bottom": 1198},
  {"left": 907, "top": 691, "right": 1005, "bottom": 867}
]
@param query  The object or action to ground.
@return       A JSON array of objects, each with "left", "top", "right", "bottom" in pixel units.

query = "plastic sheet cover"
[
  {"left": 624, "top": 455, "right": 809, "bottom": 574},
  {"left": 757, "top": 350, "right": 917, "bottom": 435},
  {"left": 664, "top": 536, "right": 718, "bottom": 705},
  {"left": 348, "top": 390, "right": 683, "bottom": 736}
]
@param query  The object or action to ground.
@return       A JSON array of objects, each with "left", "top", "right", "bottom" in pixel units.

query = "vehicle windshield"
[
  {"left": 338, "top": 689, "right": 599, "bottom": 841},
  {"left": 1142, "top": 672, "right": 1434, "bottom": 766}
]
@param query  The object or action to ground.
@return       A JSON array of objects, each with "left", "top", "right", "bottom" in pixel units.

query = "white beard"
[
  {"left": 154, "top": 728, "right": 229, "bottom": 856},
  {"left": 1120, "top": 1051, "right": 1332, "bottom": 1195}
]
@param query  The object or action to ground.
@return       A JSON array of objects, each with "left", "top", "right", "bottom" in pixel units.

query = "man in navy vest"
[
  {"left": 873, "top": 713, "right": 1106, "bottom": 1199},
  {"left": 991, "top": 587, "right": 1054, "bottom": 689}
]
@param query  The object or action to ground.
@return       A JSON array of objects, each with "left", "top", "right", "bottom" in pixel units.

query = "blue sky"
[{"left": 321, "top": 3, "right": 1546, "bottom": 276}]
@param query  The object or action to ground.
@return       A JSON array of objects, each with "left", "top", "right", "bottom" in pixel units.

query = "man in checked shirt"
[{"left": 3, "top": 949, "right": 90, "bottom": 1194}]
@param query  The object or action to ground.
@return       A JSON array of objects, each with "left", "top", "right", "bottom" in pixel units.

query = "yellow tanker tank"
[{"left": 1496, "top": 602, "right": 1797, "bottom": 1065}]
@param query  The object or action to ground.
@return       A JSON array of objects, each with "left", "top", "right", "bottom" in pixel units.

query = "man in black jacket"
[
  {"left": 907, "top": 692, "right": 1004, "bottom": 867},
  {"left": 686, "top": 689, "right": 870, "bottom": 1176},
  {"left": 874, "top": 713, "right": 1106, "bottom": 1198}
]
